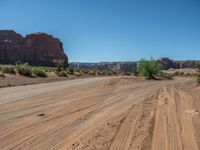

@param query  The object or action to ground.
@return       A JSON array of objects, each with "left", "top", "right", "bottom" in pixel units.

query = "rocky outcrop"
[
  {"left": 157, "top": 57, "right": 175, "bottom": 69},
  {"left": 0, "top": 30, "right": 68, "bottom": 66}
]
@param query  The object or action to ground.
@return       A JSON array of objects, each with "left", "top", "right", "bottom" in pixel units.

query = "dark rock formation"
[
  {"left": 0, "top": 30, "right": 68, "bottom": 66},
  {"left": 157, "top": 57, "right": 175, "bottom": 70}
]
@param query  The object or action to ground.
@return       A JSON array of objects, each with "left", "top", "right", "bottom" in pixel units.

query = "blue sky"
[{"left": 0, "top": 0, "right": 200, "bottom": 62}]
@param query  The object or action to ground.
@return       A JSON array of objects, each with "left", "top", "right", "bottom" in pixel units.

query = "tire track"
[
  {"left": 152, "top": 86, "right": 198, "bottom": 150},
  {"left": 108, "top": 104, "right": 143, "bottom": 150}
]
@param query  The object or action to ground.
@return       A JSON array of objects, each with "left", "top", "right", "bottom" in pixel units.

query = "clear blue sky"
[{"left": 0, "top": 0, "right": 200, "bottom": 62}]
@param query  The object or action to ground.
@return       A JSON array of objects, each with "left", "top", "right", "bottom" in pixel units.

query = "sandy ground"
[
  {"left": 0, "top": 76, "right": 200, "bottom": 150},
  {"left": 0, "top": 72, "right": 79, "bottom": 88}
]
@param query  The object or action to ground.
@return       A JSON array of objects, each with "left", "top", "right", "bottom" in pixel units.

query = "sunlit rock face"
[{"left": 0, "top": 30, "right": 68, "bottom": 66}]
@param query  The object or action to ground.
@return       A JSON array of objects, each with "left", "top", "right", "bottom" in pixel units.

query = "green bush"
[
  {"left": 16, "top": 63, "right": 32, "bottom": 77},
  {"left": 66, "top": 66, "right": 74, "bottom": 75},
  {"left": 32, "top": 68, "right": 47, "bottom": 77},
  {"left": 57, "top": 71, "right": 68, "bottom": 77},
  {"left": 1, "top": 66, "right": 16, "bottom": 74},
  {"left": 138, "top": 58, "right": 163, "bottom": 79}
]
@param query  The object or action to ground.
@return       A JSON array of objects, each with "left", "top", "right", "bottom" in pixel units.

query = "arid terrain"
[
  {"left": 0, "top": 72, "right": 74, "bottom": 88},
  {"left": 0, "top": 76, "right": 200, "bottom": 150}
]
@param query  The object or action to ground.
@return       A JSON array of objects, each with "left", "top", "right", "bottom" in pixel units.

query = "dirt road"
[{"left": 0, "top": 77, "right": 200, "bottom": 150}]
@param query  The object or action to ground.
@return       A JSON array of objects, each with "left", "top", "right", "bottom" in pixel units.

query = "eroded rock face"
[
  {"left": 0, "top": 30, "right": 68, "bottom": 66},
  {"left": 157, "top": 57, "right": 175, "bottom": 70}
]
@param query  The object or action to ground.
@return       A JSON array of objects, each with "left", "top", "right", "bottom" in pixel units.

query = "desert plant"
[
  {"left": 197, "top": 73, "right": 200, "bottom": 84},
  {"left": 162, "top": 72, "right": 173, "bottom": 80},
  {"left": 16, "top": 63, "right": 32, "bottom": 77},
  {"left": 173, "top": 71, "right": 180, "bottom": 76},
  {"left": 32, "top": 68, "right": 47, "bottom": 77},
  {"left": 66, "top": 66, "right": 74, "bottom": 75},
  {"left": 57, "top": 71, "right": 68, "bottom": 77},
  {"left": 1, "top": 66, "right": 16, "bottom": 74},
  {"left": 15, "top": 60, "right": 22, "bottom": 65},
  {"left": 196, "top": 65, "right": 200, "bottom": 84},
  {"left": 53, "top": 59, "right": 65, "bottom": 72},
  {"left": 138, "top": 58, "right": 163, "bottom": 79},
  {"left": 179, "top": 72, "right": 185, "bottom": 76},
  {"left": 123, "top": 71, "right": 132, "bottom": 76},
  {"left": 0, "top": 72, "right": 5, "bottom": 78}
]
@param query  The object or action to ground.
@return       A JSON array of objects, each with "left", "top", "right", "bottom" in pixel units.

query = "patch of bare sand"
[{"left": 0, "top": 77, "right": 199, "bottom": 150}]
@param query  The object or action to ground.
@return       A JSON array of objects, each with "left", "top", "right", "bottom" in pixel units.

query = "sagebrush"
[
  {"left": 32, "top": 68, "right": 47, "bottom": 77},
  {"left": 16, "top": 63, "right": 32, "bottom": 77},
  {"left": 1, "top": 66, "right": 16, "bottom": 74}
]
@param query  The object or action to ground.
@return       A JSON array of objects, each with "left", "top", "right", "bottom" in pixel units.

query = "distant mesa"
[
  {"left": 0, "top": 30, "right": 68, "bottom": 66},
  {"left": 70, "top": 58, "right": 200, "bottom": 72},
  {"left": 157, "top": 57, "right": 200, "bottom": 70},
  {"left": 70, "top": 62, "right": 137, "bottom": 72}
]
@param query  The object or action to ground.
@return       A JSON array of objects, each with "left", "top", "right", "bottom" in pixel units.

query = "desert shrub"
[
  {"left": 0, "top": 72, "right": 5, "bottom": 78},
  {"left": 16, "top": 63, "right": 32, "bottom": 77},
  {"left": 32, "top": 68, "right": 47, "bottom": 77},
  {"left": 74, "top": 72, "right": 80, "bottom": 77},
  {"left": 95, "top": 70, "right": 103, "bottom": 76},
  {"left": 162, "top": 72, "right": 173, "bottom": 79},
  {"left": 197, "top": 73, "right": 200, "bottom": 84},
  {"left": 106, "top": 71, "right": 113, "bottom": 76},
  {"left": 123, "top": 72, "right": 132, "bottom": 76},
  {"left": 53, "top": 59, "right": 66, "bottom": 72},
  {"left": 81, "top": 69, "right": 89, "bottom": 74},
  {"left": 66, "top": 66, "right": 74, "bottom": 75},
  {"left": 173, "top": 71, "right": 180, "bottom": 76},
  {"left": 1, "top": 66, "right": 16, "bottom": 74},
  {"left": 138, "top": 58, "right": 163, "bottom": 79},
  {"left": 89, "top": 70, "right": 95, "bottom": 76},
  {"left": 57, "top": 71, "right": 68, "bottom": 77},
  {"left": 43, "top": 68, "right": 50, "bottom": 72},
  {"left": 15, "top": 60, "right": 22, "bottom": 65},
  {"left": 101, "top": 70, "right": 110, "bottom": 76},
  {"left": 179, "top": 72, "right": 185, "bottom": 76},
  {"left": 197, "top": 65, "right": 200, "bottom": 84}
]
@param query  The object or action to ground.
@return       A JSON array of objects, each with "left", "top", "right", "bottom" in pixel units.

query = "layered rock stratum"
[{"left": 0, "top": 30, "right": 68, "bottom": 66}]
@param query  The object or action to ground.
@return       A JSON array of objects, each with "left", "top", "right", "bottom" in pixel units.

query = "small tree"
[{"left": 138, "top": 58, "right": 163, "bottom": 79}]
